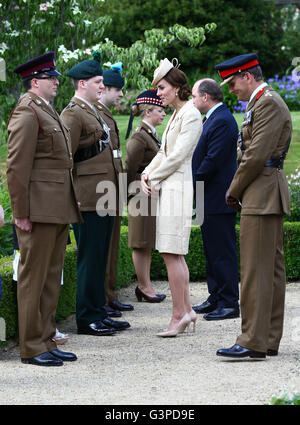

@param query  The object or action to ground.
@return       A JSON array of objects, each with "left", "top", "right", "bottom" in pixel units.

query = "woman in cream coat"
[{"left": 142, "top": 59, "right": 202, "bottom": 337}]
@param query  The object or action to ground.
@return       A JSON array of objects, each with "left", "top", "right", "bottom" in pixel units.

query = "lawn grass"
[{"left": 0, "top": 111, "right": 299, "bottom": 179}]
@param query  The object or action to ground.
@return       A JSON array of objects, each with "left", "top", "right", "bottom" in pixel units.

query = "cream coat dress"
[{"left": 144, "top": 100, "right": 202, "bottom": 254}]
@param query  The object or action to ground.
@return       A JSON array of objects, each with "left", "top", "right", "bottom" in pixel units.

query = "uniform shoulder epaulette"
[
  {"left": 133, "top": 125, "right": 142, "bottom": 134},
  {"left": 31, "top": 97, "right": 43, "bottom": 107},
  {"left": 62, "top": 101, "right": 77, "bottom": 114},
  {"left": 7, "top": 94, "right": 40, "bottom": 128},
  {"left": 65, "top": 100, "right": 77, "bottom": 110},
  {"left": 264, "top": 89, "right": 273, "bottom": 97},
  {"left": 18, "top": 93, "right": 34, "bottom": 107}
]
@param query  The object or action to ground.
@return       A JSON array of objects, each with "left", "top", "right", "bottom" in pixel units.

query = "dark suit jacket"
[{"left": 192, "top": 103, "right": 238, "bottom": 215}]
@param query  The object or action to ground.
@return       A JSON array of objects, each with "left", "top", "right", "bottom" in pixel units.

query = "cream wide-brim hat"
[{"left": 152, "top": 58, "right": 180, "bottom": 86}]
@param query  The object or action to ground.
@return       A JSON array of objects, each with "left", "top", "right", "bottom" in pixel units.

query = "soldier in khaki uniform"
[
  {"left": 98, "top": 63, "right": 134, "bottom": 316},
  {"left": 124, "top": 89, "right": 166, "bottom": 303},
  {"left": 215, "top": 54, "right": 292, "bottom": 359},
  {"left": 6, "top": 52, "right": 81, "bottom": 366},
  {"left": 61, "top": 52, "right": 130, "bottom": 336}
]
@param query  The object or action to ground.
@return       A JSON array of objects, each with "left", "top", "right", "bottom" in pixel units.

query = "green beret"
[
  {"left": 103, "top": 62, "right": 124, "bottom": 88},
  {"left": 66, "top": 51, "right": 103, "bottom": 79}
]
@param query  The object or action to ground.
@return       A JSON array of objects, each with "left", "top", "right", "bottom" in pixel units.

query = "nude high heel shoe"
[
  {"left": 189, "top": 310, "right": 197, "bottom": 333},
  {"left": 156, "top": 313, "right": 191, "bottom": 337}
]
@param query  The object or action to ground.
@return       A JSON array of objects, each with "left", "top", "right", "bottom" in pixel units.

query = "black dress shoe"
[
  {"left": 21, "top": 352, "right": 63, "bottom": 366},
  {"left": 77, "top": 321, "right": 116, "bottom": 336},
  {"left": 192, "top": 300, "right": 217, "bottom": 314},
  {"left": 109, "top": 300, "right": 134, "bottom": 311},
  {"left": 104, "top": 305, "right": 122, "bottom": 318},
  {"left": 267, "top": 349, "right": 278, "bottom": 356},
  {"left": 204, "top": 306, "right": 240, "bottom": 321},
  {"left": 216, "top": 344, "right": 266, "bottom": 359},
  {"left": 50, "top": 349, "right": 77, "bottom": 362},
  {"left": 102, "top": 317, "right": 131, "bottom": 331}
]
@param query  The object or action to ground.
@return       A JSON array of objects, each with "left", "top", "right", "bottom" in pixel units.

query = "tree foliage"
[
  {"left": 0, "top": 0, "right": 216, "bottom": 121},
  {"left": 98, "top": 0, "right": 290, "bottom": 79}
]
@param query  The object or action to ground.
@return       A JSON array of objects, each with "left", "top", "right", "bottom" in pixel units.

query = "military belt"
[
  {"left": 264, "top": 158, "right": 284, "bottom": 169},
  {"left": 74, "top": 140, "right": 107, "bottom": 163}
]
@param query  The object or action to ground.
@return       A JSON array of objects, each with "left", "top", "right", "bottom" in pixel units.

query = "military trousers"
[
  {"left": 236, "top": 214, "right": 286, "bottom": 353},
  {"left": 104, "top": 215, "right": 122, "bottom": 304},
  {"left": 16, "top": 223, "right": 69, "bottom": 358},
  {"left": 73, "top": 211, "right": 114, "bottom": 327}
]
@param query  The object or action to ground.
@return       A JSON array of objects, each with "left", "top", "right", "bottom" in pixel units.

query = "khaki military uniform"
[
  {"left": 229, "top": 85, "right": 292, "bottom": 353},
  {"left": 125, "top": 121, "right": 160, "bottom": 248},
  {"left": 6, "top": 92, "right": 81, "bottom": 358},
  {"left": 61, "top": 97, "right": 118, "bottom": 326},
  {"left": 97, "top": 102, "right": 123, "bottom": 304}
]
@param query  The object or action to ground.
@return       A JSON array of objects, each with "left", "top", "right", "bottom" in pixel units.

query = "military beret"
[
  {"left": 66, "top": 51, "right": 103, "bottom": 79},
  {"left": 103, "top": 62, "right": 125, "bottom": 88},
  {"left": 152, "top": 58, "right": 180, "bottom": 86},
  {"left": 215, "top": 53, "right": 259, "bottom": 86},
  {"left": 125, "top": 89, "right": 164, "bottom": 139},
  {"left": 136, "top": 89, "right": 164, "bottom": 107},
  {"left": 14, "top": 51, "right": 60, "bottom": 80}
]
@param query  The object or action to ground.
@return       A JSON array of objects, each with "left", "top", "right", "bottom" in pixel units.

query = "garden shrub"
[{"left": 1, "top": 223, "right": 299, "bottom": 340}]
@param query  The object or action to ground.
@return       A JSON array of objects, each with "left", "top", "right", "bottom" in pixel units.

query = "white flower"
[
  {"left": 0, "top": 42, "right": 8, "bottom": 54},
  {"left": 9, "top": 30, "right": 20, "bottom": 37},
  {"left": 3, "top": 21, "right": 11, "bottom": 30},
  {"left": 71, "top": 5, "right": 81, "bottom": 15},
  {"left": 83, "top": 20, "right": 92, "bottom": 26}
]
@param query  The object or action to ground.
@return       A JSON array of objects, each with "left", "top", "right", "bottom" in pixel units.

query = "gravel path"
[{"left": 0, "top": 281, "right": 299, "bottom": 405}]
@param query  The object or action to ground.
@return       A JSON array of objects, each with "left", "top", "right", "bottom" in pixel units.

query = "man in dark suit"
[{"left": 192, "top": 78, "right": 239, "bottom": 320}]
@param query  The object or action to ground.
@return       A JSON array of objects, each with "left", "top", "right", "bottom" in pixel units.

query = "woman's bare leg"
[
  {"left": 132, "top": 248, "right": 156, "bottom": 297},
  {"left": 162, "top": 253, "right": 190, "bottom": 330}
]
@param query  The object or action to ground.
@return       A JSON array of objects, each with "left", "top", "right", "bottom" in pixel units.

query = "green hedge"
[{"left": 1, "top": 223, "right": 300, "bottom": 340}]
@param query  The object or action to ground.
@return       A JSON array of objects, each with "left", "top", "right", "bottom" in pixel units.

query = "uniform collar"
[
  {"left": 142, "top": 120, "right": 157, "bottom": 136},
  {"left": 74, "top": 95, "right": 96, "bottom": 112},
  {"left": 248, "top": 82, "right": 268, "bottom": 104}
]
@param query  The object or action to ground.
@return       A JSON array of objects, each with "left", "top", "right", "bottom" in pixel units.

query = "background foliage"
[
  {"left": 1, "top": 221, "right": 300, "bottom": 339},
  {"left": 0, "top": 0, "right": 216, "bottom": 121},
  {"left": 98, "top": 0, "right": 299, "bottom": 79}
]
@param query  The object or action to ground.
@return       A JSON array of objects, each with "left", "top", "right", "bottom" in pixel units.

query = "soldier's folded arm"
[{"left": 6, "top": 105, "right": 39, "bottom": 219}]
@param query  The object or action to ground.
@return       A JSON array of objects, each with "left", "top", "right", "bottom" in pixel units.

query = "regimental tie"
[{"left": 202, "top": 116, "right": 207, "bottom": 124}]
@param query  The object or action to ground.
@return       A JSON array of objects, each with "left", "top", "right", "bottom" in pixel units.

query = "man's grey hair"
[{"left": 198, "top": 79, "right": 224, "bottom": 102}]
